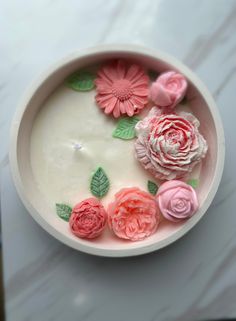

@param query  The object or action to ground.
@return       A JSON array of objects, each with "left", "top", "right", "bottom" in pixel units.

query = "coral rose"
[
  {"left": 135, "top": 107, "right": 208, "bottom": 180},
  {"left": 149, "top": 71, "right": 187, "bottom": 110},
  {"left": 156, "top": 180, "right": 198, "bottom": 222},
  {"left": 108, "top": 187, "right": 160, "bottom": 241},
  {"left": 69, "top": 198, "right": 107, "bottom": 239}
]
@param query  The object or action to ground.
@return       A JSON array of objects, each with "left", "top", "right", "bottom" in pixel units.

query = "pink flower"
[
  {"left": 135, "top": 107, "right": 208, "bottom": 180},
  {"left": 156, "top": 180, "right": 198, "bottom": 222},
  {"left": 69, "top": 198, "right": 107, "bottom": 239},
  {"left": 108, "top": 187, "right": 160, "bottom": 241},
  {"left": 95, "top": 60, "right": 149, "bottom": 118},
  {"left": 150, "top": 71, "right": 187, "bottom": 110}
]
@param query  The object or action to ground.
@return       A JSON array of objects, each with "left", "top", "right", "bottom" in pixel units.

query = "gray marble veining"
[{"left": 1, "top": 0, "right": 236, "bottom": 320}]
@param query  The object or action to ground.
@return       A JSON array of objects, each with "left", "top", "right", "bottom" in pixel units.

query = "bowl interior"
[{"left": 13, "top": 48, "right": 222, "bottom": 256}]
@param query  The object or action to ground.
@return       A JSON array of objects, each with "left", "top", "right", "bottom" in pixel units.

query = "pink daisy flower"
[{"left": 95, "top": 60, "right": 149, "bottom": 118}]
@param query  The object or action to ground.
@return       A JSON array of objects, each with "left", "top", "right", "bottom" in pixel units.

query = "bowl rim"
[{"left": 9, "top": 44, "right": 225, "bottom": 257}]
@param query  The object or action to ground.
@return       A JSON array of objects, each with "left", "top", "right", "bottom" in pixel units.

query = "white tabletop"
[{"left": 1, "top": 1, "right": 236, "bottom": 320}]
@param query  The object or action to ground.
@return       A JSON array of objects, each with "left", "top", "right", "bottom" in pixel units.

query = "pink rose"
[
  {"left": 156, "top": 180, "right": 198, "bottom": 222},
  {"left": 69, "top": 198, "right": 107, "bottom": 239},
  {"left": 135, "top": 107, "right": 208, "bottom": 180},
  {"left": 150, "top": 71, "right": 187, "bottom": 110},
  {"left": 108, "top": 187, "right": 160, "bottom": 241}
]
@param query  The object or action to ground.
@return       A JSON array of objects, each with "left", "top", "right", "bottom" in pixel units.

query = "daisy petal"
[
  {"left": 133, "top": 88, "right": 149, "bottom": 96},
  {"left": 117, "top": 60, "right": 126, "bottom": 79},
  {"left": 104, "top": 97, "right": 118, "bottom": 114},
  {"left": 97, "top": 70, "right": 113, "bottom": 85},
  {"left": 113, "top": 103, "right": 121, "bottom": 118},
  {"left": 130, "top": 95, "right": 147, "bottom": 107},
  {"left": 130, "top": 72, "right": 147, "bottom": 84},
  {"left": 119, "top": 101, "right": 126, "bottom": 114},
  {"left": 102, "top": 65, "right": 118, "bottom": 81},
  {"left": 126, "top": 64, "right": 141, "bottom": 81},
  {"left": 96, "top": 94, "right": 114, "bottom": 107},
  {"left": 95, "top": 84, "right": 112, "bottom": 94},
  {"left": 132, "top": 76, "right": 149, "bottom": 87},
  {"left": 124, "top": 100, "right": 135, "bottom": 116}
]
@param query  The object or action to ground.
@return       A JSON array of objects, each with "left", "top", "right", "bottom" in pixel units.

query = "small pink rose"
[
  {"left": 156, "top": 180, "right": 198, "bottom": 222},
  {"left": 150, "top": 71, "right": 187, "bottom": 110},
  {"left": 108, "top": 187, "right": 160, "bottom": 241},
  {"left": 69, "top": 198, "right": 107, "bottom": 239}
]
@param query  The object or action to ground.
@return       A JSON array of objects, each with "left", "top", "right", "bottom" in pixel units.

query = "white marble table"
[{"left": 1, "top": 0, "right": 236, "bottom": 320}]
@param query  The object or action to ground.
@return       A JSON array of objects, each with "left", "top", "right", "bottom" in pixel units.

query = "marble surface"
[{"left": 1, "top": 0, "right": 236, "bottom": 320}]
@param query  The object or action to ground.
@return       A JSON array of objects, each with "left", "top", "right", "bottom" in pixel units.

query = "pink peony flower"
[
  {"left": 95, "top": 60, "right": 149, "bottom": 118},
  {"left": 108, "top": 187, "right": 160, "bottom": 241},
  {"left": 135, "top": 107, "right": 208, "bottom": 180},
  {"left": 156, "top": 180, "right": 199, "bottom": 222},
  {"left": 149, "top": 71, "right": 187, "bottom": 110},
  {"left": 69, "top": 198, "right": 107, "bottom": 239}
]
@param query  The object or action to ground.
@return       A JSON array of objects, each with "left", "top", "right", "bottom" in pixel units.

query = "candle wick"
[{"left": 73, "top": 142, "right": 82, "bottom": 150}]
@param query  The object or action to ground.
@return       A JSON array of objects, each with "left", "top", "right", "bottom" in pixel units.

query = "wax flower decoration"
[
  {"left": 135, "top": 107, "right": 208, "bottom": 180},
  {"left": 95, "top": 60, "right": 149, "bottom": 118}
]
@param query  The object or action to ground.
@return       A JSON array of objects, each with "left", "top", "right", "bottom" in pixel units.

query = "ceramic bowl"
[{"left": 10, "top": 45, "right": 225, "bottom": 257}]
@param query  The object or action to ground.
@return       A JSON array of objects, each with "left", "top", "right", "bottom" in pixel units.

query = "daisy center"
[{"left": 112, "top": 79, "right": 133, "bottom": 101}]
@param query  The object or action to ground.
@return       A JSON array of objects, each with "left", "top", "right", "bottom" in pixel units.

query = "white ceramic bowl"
[{"left": 10, "top": 45, "right": 225, "bottom": 257}]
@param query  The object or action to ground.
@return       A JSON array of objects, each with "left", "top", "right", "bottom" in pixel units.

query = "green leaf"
[
  {"left": 90, "top": 167, "right": 110, "bottom": 198},
  {"left": 148, "top": 70, "right": 159, "bottom": 81},
  {"left": 112, "top": 117, "right": 140, "bottom": 140},
  {"left": 66, "top": 71, "right": 96, "bottom": 91},
  {"left": 56, "top": 203, "right": 72, "bottom": 221},
  {"left": 187, "top": 179, "right": 199, "bottom": 189},
  {"left": 147, "top": 180, "right": 158, "bottom": 195}
]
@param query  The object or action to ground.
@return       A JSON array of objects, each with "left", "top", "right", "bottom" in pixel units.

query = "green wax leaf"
[
  {"left": 56, "top": 203, "right": 72, "bottom": 222},
  {"left": 147, "top": 180, "right": 159, "bottom": 195},
  {"left": 112, "top": 116, "right": 140, "bottom": 140},
  {"left": 90, "top": 167, "right": 110, "bottom": 198},
  {"left": 187, "top": 178, "right": 199, "bottom": 189},
  {"left": 66, "top": 71, "right": 96, "bottom": 91}
]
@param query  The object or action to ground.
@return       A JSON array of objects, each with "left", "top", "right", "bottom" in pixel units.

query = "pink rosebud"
[
  {"left": 156, "top": 180, "right": 198, "bottom": 222},
  {"left": 108, "top": 187, "right": 160, "bottom": 241},
  {"left": 69, "top": 198, "right": 107, "bottom": 239},
  {"left": 149, "top": 71, "right": 187, "bottom": 110}
]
